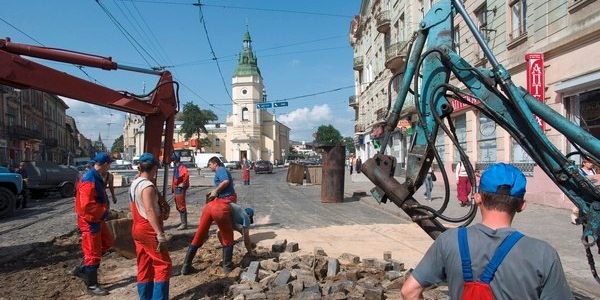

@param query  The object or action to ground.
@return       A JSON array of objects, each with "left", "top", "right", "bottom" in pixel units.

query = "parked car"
[
  {"left": 180, "top": 162, "right": 198, "bottom": 169},
  {"left": 110, "top": 163, "right": 133, "bottom": 170},
  {"left": 228, "top": 161, "right": 242, "bottom": 170},
  {"left": 254, "top": 160, "right": 273, "bottom": 174},
  {"left": 23, "top": 161, "right": 79, "bottom": 198}
]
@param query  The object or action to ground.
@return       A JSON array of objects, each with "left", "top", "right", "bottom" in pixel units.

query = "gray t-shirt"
[
  {"left": 411, "top": 223, "right": 573, "bottom": 300},
  {"left": 230, "top": 203, "right": 251, "bottom": 228}
]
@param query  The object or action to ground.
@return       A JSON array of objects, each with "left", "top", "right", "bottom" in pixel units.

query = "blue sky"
[{"left": 1, "top": 0, "right": 359, "bottom": 148}]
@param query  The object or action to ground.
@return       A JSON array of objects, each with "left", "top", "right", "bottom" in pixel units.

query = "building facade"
[
  {"left": 351, "top": 0, "right": 600, "bottom": 208},
  {"left": 0, "top": 85, "right": 88, "bottom": 166}
]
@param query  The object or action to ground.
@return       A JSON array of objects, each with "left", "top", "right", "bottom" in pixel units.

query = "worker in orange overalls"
[
  {"left": 242, "top": 157, "right": 251, "bottom": 185},
  {"left": 171, "top": 153, "right": 189, "bottom": 230},
  {"left": 74, "top": 152, "right": 113, "bottom": 296},
  {"left": 129, "top": 152, "right": 172, "bottom": 300},
  {"left": 180, "top": 156, "right": 237, "bottom": 275}
]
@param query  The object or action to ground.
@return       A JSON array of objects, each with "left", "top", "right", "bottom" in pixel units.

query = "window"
[
  {"left": 511, "top": 137, "right": 534, "bottom": 163},
  {"left": 435, "top": 127, "right": 445, "bottom": 163},
  {"left": 476, "top": 5, "right": 488, "bottom": 41},
  {"left": 453, "top": 25, "right": 460, "bottom": 56},
  {"left": 398, "top": 14, "right": 405, "bottom": 42},
  {"left": 477, "top": 114, "right": 497, "bottom": 163},
  {"left": 215, "top": 138, "right": 220, "bottom": 147},
  {"left": 242, "top": 107, "right": 249, "bottom": 121},
  {"left": 509, "top": 0, "right": 527, "bottom": 39}
]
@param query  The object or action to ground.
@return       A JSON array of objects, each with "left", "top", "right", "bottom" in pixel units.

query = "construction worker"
[
  {"left": 74, "top": 152, "right": 113, "bottom": 296},
  {"left": 129, "top": 152, "right": 172, "bottom": 300},
  {"left": 180, "top": 156, "right": 237, "bottom": 275},
  {"left": 171, "top": 153, "right": 189, "bottom": 230},
  {"left": 218, "top": 203, "right": 255, "bottom": 254}
]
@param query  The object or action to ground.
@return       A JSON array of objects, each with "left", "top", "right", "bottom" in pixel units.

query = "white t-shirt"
[{"left": 129, "top": 177, "right": 159, "bottom": 220}]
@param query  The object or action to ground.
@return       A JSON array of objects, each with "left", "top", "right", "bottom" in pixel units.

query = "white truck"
[{"left": 194, "top": 153, "right": 236, "bottom": 170}]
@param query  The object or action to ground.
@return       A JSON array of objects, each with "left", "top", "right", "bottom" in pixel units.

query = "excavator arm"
[
  {"left": 361, "top": 0, "right": 600, "bottom": 282},
  {"left": 0, "top": 38, "right": 178, "bottom": 191}
]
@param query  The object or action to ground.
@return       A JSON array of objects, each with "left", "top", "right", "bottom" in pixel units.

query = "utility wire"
[{"left": 195, "top": 1, "right": 233, "bottom": 102}]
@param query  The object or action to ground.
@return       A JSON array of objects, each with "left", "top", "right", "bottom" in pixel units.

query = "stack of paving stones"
[{"left": 228, "top": 239, "right": 449, "bottom": 300}]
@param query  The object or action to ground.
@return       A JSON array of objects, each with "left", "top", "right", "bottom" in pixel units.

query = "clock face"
[{"left": 241, "top": 89, "right": 248, "bottom": 95}]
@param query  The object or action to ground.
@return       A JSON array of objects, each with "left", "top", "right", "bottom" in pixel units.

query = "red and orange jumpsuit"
[
  {"left": 75, "top": 168, "right": 113, "bottom": 270},
  {"left": 129, "top": 177, "right": 172, "bottom": 298},
  {"left": 171, "top": 162, "right": 189, "bottom": 213}
]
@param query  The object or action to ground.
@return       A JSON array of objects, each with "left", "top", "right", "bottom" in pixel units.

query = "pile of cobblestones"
[{"left": 227, "top": 239, "right": 449, "bottom": 300}]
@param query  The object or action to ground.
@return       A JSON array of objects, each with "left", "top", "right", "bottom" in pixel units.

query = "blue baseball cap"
[
  {"left": 479, "top": 163, "right": 527, "bottom": 198},
  {"left": 139, "top": 152, "right": 160, "bottom": 166},
  {"left": 244, "top": 207, "right": 254, "bottom": 216},
  {"left": 94, "top": 152, "right": 112, "bottom": 165}
]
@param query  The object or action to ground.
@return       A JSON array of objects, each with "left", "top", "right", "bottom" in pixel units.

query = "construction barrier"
[
  {"left": 286, "top": 163, "right": 305, "bottom": 185},
  {"left": 320, "top": 145, "right": 345, "bottom": 203}
]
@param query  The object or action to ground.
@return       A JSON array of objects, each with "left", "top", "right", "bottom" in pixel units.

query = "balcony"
[
  {"left": 348, "top": 95, "right": 358, "bottom": 108},
  {"left": 8, "top": 126, "right": 42, "bottom": 140},
  {"left": 353, "top": 56, "right": 364, "bottom": 71},
  {"left": 385, "top": 41, "right": 410, "bottom": 72},
  {"left": 354, "top": 124, "right": 365, "bottom": 133},
  {"left": 376, "top": 11, "right": 390, "bottom": 33},
  {"left": 376, "top": 107, "right": 388, "bottom": 120}
]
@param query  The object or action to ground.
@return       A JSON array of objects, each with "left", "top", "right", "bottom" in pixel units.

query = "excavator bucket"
[{"left": 106, "top": 216, "right": 136, "bottom": 259}]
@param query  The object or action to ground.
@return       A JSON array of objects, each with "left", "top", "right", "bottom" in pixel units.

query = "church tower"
[{"left": 226, "top": 30, "right": 290, "bottom": 163}]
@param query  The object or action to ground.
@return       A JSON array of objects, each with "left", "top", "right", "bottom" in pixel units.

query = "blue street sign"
[
  {"left": 256, "top": 103, "right": 272, "bottom": 109},
  {"left": 273, "top": 101, "right": 288, "bottom": 107}
]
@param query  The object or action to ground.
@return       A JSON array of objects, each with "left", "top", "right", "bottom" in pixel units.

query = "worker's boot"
[
  {"left": 180, "top": 245, "right": 198, "bottom": 275},
  {"left": 153, "top": 281, "right": 169, "bottom": 300},
  {"left": 176, "top": 211, "right": 188, "bottom": 230},
  {"left": 222, "top": 245, "right": 234, "bottom": 274},
  {"left": 67, "top": 259, "right": 85, "bottom": 280},
  {"left": 85, "top": 268, "right": 109, "bottom": 296}
]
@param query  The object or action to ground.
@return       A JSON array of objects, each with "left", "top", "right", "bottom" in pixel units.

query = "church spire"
[{"left": 233, "top": 30, "right": 261, "bottom": 77}]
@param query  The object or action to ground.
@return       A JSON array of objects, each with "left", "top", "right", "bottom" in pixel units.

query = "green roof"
[{"left": 233, "top": 30, "right": 261, "bottom": 77}]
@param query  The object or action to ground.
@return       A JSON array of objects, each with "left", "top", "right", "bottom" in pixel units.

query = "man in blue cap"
[
  {"left": 401, "top": 163, "right": 573, "bottom": 300},
  {"left": 73, "top": 152, "right": 113, "bottom": 296}
]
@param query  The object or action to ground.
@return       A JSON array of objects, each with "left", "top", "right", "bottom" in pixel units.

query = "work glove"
[
  {"left": 177, "top": 183, "right": 185, "bottom": 188},
  {"left": 209, "top": 189, "right": 218, "bottom": 198},
  {"left": 156, "top": 233, "right": 169, "bottom": 252}
]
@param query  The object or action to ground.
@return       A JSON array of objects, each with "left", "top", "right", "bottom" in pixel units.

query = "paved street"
[{"left": 0, "top": 165, "right": 599, "bottom": 298}]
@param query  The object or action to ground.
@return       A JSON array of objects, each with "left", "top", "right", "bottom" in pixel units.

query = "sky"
[{"left": 0, "top": 0, "right": 360, "bottom": 149}]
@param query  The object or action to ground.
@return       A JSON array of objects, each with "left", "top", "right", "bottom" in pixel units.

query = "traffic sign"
[
  {"left": 256, "top": 103, "right": 272, "bottom": 109},
  {"left": 273, "top": 101, "right": 288, "bottom": 107}
]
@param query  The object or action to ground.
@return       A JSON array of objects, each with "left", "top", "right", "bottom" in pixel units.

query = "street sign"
[
  {"left": 256, "top": 103, "right": 272, "bottom": 109},
  {"left": 273, "top": 101, "right": 288, "bottom": 107}
]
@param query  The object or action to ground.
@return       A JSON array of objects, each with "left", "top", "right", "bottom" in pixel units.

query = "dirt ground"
[{"left": 0, "top": 214, "right": 432, "bottom": 300}]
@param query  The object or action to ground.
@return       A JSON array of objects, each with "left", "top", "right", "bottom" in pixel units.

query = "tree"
[
  {"left": 314, "top": 124, "right": 343, "bottom": 146},
  {"left": 111, "top": 135, "right": 124, "bottom": 156},
  {"left": 178, "top": 102, "right": 218, "bottom": 140}
]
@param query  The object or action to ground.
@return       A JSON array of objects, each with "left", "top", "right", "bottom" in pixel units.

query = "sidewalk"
[{"left": 344, "top": 171, "right": 600, "bottom": 298}]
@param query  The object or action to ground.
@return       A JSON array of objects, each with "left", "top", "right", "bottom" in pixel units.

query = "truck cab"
[{"left": 0, "top": 166, "right": 23, "bottom": 218}]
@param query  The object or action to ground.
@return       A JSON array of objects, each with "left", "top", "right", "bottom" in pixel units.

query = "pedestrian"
[
  {"left": 355, "top": 157, "right": 362, "bottom": 174},
  {"left": 180, "top": 156, "right": 237, "bottom": 275},
  {"left": 73, "top": 152, "right": 114, "bottom": 296},
  {"left": 129, "top": 152, "right": 172, "bottom": 300},
  {"left": 423, "top": 166, "right": 434, "bottom": 201},
  {"left": 455, "top": 160, "right": 472, "bottom": 206},
  {"left": 15, "top": 161, "right": 29, "bottom": 209},
  {"left": 401, "top": 163, "right": 573, "bottom": 300},
  {"left": 242, "top": 157, "right": 251, "bottom": 185},
  {"left": 349, "top": 155, "right": 355, "bottom": 174},
  {"left": 101, "top": 169, "right": 117, "bottom": 208},
  {"left": 171, "top": 153, "right": 190, "bottom": 230},
  {"left": 571, "top": 158, "right": 600, "bottom": 225}
]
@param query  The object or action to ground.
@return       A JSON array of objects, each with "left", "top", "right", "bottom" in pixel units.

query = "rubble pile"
[{"left": 228, "top": 239, "right": 449, "bottom": 300}]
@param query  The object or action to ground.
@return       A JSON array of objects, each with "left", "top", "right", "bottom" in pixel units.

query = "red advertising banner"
[{"left": 525, "top": 53, "right": 546, "bottom": 131}]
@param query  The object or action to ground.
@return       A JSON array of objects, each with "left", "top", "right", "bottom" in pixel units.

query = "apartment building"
[{"left": 351, "top": 0, "right": 600, "bottom": 208}]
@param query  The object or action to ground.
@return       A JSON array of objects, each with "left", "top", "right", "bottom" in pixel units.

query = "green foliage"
[
  {"left": 178, "top": 102, "right": 218, "bottom": 140},
  {"left": 314, "top": 124, "right": 343, "bottom": 146},
  {"left": 111, "top": 135, "right": 124, "bottom": 155}
]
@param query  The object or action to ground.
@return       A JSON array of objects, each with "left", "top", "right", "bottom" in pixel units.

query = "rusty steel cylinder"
[{"left": 320, "top": 145, "right": 346, "bottom": 203}]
